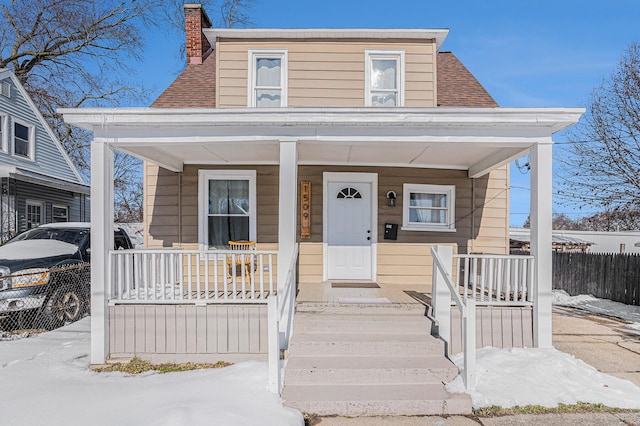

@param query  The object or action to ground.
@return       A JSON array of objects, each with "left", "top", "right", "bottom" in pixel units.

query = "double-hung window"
[
  {"left": 365, "top": 50, "right": 405, "bottom": 107},
  {"left": 199, "top": 170, "right": 256, "bottom": 248},
  {"left": 13, "top": 119, "right": 34, "bottom": 160},
  {"left": 52, "top": 205, "right": 69, "bottom": 223},
  {"left": 402, "top": 184, "right": 456, "bottom": 232},
  {"left": 248, "top": 49, "right": 287, "bottom": 107}
]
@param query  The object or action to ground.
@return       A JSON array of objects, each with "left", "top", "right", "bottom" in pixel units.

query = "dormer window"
[
  {"left": 365, "top": 50, "right": 405, "bottom": 107},
  {"left": 13, "top": 119, "right": 34, "bottom": 160},
  {"left": 248, "top": 49, "right": 288, "bottom": 107}
]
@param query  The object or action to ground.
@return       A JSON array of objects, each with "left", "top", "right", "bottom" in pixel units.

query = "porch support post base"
[{"left": 530, "top": 142, "right": 553, "bottom": 348}]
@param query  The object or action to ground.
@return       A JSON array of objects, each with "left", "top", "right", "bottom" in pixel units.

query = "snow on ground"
[
  {"left": 447, "top": 290, "right": 640, "bottom": 409},
  {"left": 446, "top": 347, "right": 640, "bottom": 409},
  {"left": 553, "top": 289, "right": 640, "bottom": 332},
  {"left": 0, "top": 318, "right": 303, "bottom": 426}
]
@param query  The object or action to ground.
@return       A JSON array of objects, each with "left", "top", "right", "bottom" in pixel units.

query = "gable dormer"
[{"left": 206, "top": 28, "right": 448, "bottom": 109}]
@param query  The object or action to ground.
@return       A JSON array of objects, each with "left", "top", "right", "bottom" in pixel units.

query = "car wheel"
[{"left": 39, "top": 286, "right": 84, "bottom": 330}]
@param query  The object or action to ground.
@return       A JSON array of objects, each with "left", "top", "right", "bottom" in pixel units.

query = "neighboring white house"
[{"left": 511, "top": 228, "right": 640, "bottom": 254}]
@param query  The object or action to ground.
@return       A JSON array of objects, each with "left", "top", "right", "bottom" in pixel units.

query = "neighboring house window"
[
  {"left": 248, "top": 49, "right": 288, "bottom": 107},
  {"left": 198, "top": 170, "right": 256, "bottom": 248},
  {"left": 26, "top": 200, "right": 43, "bottom": 229},
  {"left": 13, "top": 119, "right": 34, "bottom": 160},
  {"left": 52, "top": 205, "right": 69, "bottom": 223},
  {"left": 0, "top": 114, "right": 7, "bottom": 152},
  {"left": 402, "top": 184, "right": 456, "bottom": 232},
  {"left": 365, "top": 50, "right": 405, "bottom": 107}
]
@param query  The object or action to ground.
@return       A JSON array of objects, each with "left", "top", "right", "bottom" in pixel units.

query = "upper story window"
[
  {"left": 365, "top": 50, "right": 405, "bottom": 107},
  {"left": 198, "top": 170, "right": 257, "bottom": 248},
  {"left": 402, "top": 184, "right": 456, "bottom": 232},
  {"left": 248, "top": 49, "right": 288, "bottom": 107},
  {"left": 13, "top": 119, "right": 34, "bottom": 160}
]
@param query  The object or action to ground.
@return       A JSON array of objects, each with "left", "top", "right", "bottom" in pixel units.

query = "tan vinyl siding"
[
  {"left": 216, "top": 39, "right": 436, "bottom": 108},
  {"left": 145, "top": 163, "right": 280, "bottom": 248},
  {"left": 145, "top": 163, "right": 508, "bottom": 286}
]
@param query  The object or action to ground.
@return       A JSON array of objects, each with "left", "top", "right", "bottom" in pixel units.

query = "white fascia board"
[
  {"left": 204, "top": 28, "right": 450, "bottom": 51},
  {"left": 60, "top": 107, "right": 585, "bottom": 135}
]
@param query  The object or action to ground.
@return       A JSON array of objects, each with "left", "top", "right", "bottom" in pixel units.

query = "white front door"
[{"left": 326, "top": 180, "right": 373, "bottom": 280}]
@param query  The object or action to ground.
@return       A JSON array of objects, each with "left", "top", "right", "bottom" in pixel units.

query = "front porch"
[{"left": 60, "top": 106, "right": 583, "bottom": 395}]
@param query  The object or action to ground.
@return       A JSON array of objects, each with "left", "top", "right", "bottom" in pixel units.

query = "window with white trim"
[
  {"left": 13, "top": 119, "right": 34, "bottom": 160},
  {"left": 402, "top": 184, "right": 456, "bottom": 232},
  {"left": 199, "top": 170, "right": 256, "bottom": 248},
  {"left": 248, "top": 49, "right": 287, "bottom": 107},
  {"left": 52, "top": 204, "right": 69, "bottom": 223},
  {"left": 0, "top": 114, "right": 7, "bottom": 152},
  {"left": 365, "top": 50, "right": 404, "bottom": 107},
  {"left": 26, "top": 200, "right": 43, "bottom": 229}
]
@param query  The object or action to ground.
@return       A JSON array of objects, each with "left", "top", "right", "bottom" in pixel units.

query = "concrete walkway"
[{"left": 311, "top": 305, "right": 640, "bottom": 425}]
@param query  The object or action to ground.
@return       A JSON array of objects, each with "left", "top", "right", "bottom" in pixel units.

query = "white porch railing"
[
  {"left": 454, "top": 254, "right": 535, "bottom": 305},
  {"left": 268, "top": 244, "right": 299, "bottom": 393},
  {"left": 431, "top": 246, "right": 476, "bottom": 390},
  {"left": 109, "top": 249, "right": 277, "bottom": 303},
  {"left": 432, "top": 247, "right": 537, "bottom": 390}
]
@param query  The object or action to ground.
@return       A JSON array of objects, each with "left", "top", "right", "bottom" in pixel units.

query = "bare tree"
[
  {"left": 557, "top": 42, "right": 640, "bottom": 212},
  {"left": 0, "top": 0, "right": 163, "bottom": 222},
  {"left": 164, "top": 0, "right": 256, "bottom": 32}
]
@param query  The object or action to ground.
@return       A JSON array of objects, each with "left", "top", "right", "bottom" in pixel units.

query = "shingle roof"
[
  {"left": 151, "top": 51, "right": 216, "bottom": 108},
  {"left": 436, "top": 52, "right": 498, "bottom": 107},
  {"left": 151, "top": 50, "right": 497, "bottom": 109}
]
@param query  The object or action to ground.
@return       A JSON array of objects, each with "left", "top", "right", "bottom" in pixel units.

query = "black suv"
[{"left": 0, "top": 223, "right": 132, "bottom": 330}]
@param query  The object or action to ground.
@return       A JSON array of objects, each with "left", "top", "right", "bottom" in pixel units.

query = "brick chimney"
[{"left": 185, "top": 4, "right": 212, "bottom": 65}]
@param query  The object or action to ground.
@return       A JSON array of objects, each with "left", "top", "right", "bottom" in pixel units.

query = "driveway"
[{"left": 553, "top": 306, "right": 640, "bottom": 387}]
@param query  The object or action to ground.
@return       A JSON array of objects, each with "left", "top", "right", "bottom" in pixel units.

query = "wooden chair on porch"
[{"left": 227, "top": 240, "right": 257, "bottom": 285}]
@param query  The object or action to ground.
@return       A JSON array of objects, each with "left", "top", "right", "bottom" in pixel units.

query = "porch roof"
[{"left": 60, "top": 107, "right": 584, "bottom": 178}]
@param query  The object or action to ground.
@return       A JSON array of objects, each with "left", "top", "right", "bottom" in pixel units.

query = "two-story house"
[
  {"left": 0, "top": 69, "right": 89, "bottom": 241},
  {"left": 61, "top": 4, "right": 583, "bottom": 416}
]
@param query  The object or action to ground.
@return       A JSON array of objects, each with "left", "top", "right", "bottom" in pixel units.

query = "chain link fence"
[{"left": 0, "top": 263, "right": 91, "bottom": 332}]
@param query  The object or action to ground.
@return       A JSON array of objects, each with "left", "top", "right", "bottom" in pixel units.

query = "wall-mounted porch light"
[{"left": 386, "top": 190, "right": 397, "bottom": 207}]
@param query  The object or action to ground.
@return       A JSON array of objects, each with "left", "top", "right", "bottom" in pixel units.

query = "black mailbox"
[{"left": 384, "top": 223, "right": 398, "bottom": 240}]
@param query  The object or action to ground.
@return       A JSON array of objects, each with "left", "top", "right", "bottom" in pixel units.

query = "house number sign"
[{"left": 301, "top": 181, "right": 311, "bottom": 239}]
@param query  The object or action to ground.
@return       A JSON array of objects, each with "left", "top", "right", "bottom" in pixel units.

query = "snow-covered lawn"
[
  {"left": 446, "top": 290, "right": 640, "bottom": 409},
  {"left": 0, "top": 318, "right": 303, "bottom": 426},
  {"left": 446, "top": 347, "right": 640, "bottom": 409}
]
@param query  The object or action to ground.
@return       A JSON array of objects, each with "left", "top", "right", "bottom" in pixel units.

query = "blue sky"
[{"left": 139, "top": 0, "right": 640, "bottom": 226}]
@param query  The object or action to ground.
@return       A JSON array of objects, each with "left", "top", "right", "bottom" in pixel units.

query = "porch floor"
[{"left": 296, "top": 282, "right": 431, "bottom": 309}]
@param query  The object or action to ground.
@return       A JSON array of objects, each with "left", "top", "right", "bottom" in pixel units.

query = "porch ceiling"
[{"left": 60, "top": 107, "right": 584, "bottom": 177}]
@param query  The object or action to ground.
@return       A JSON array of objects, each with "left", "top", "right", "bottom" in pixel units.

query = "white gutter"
[{"left": 60, "top": 107, "right": 585, "bottom": 134}]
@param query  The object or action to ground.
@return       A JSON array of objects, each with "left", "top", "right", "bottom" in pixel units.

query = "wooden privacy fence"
[{"left": 552, "top": 252, "right": 640, "bottom": 306}]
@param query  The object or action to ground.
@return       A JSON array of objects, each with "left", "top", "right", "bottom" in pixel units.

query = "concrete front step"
[
  {"left": 293, "top": 314, "right": 433, "bottom": 334},
  {"left": 289, "top": 332, "right": 444, "bottom": 356},
  {"left": 296, "top": 304, "right": 427, "bottom": 315},
  {"left": 285, "top": 355, "right": 459, "bottom": 384},
  {"left": 282, "top": 383, "right": 472, "bottom": 416}
]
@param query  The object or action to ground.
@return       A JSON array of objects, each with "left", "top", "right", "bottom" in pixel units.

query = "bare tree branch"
[{"left": 557, "top": 42, "right": 640, "bottom": 215}]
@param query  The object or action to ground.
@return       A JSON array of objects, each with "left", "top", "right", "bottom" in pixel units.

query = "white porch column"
[
  {"left": 90, "top": 140, "right": 114, "bottom": 364},
  {"left": 530, "top": 142, "right": 553, "bottom": 348},
  {"left": 277, "top": 139, "right": 298, "bottom": 292}
]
